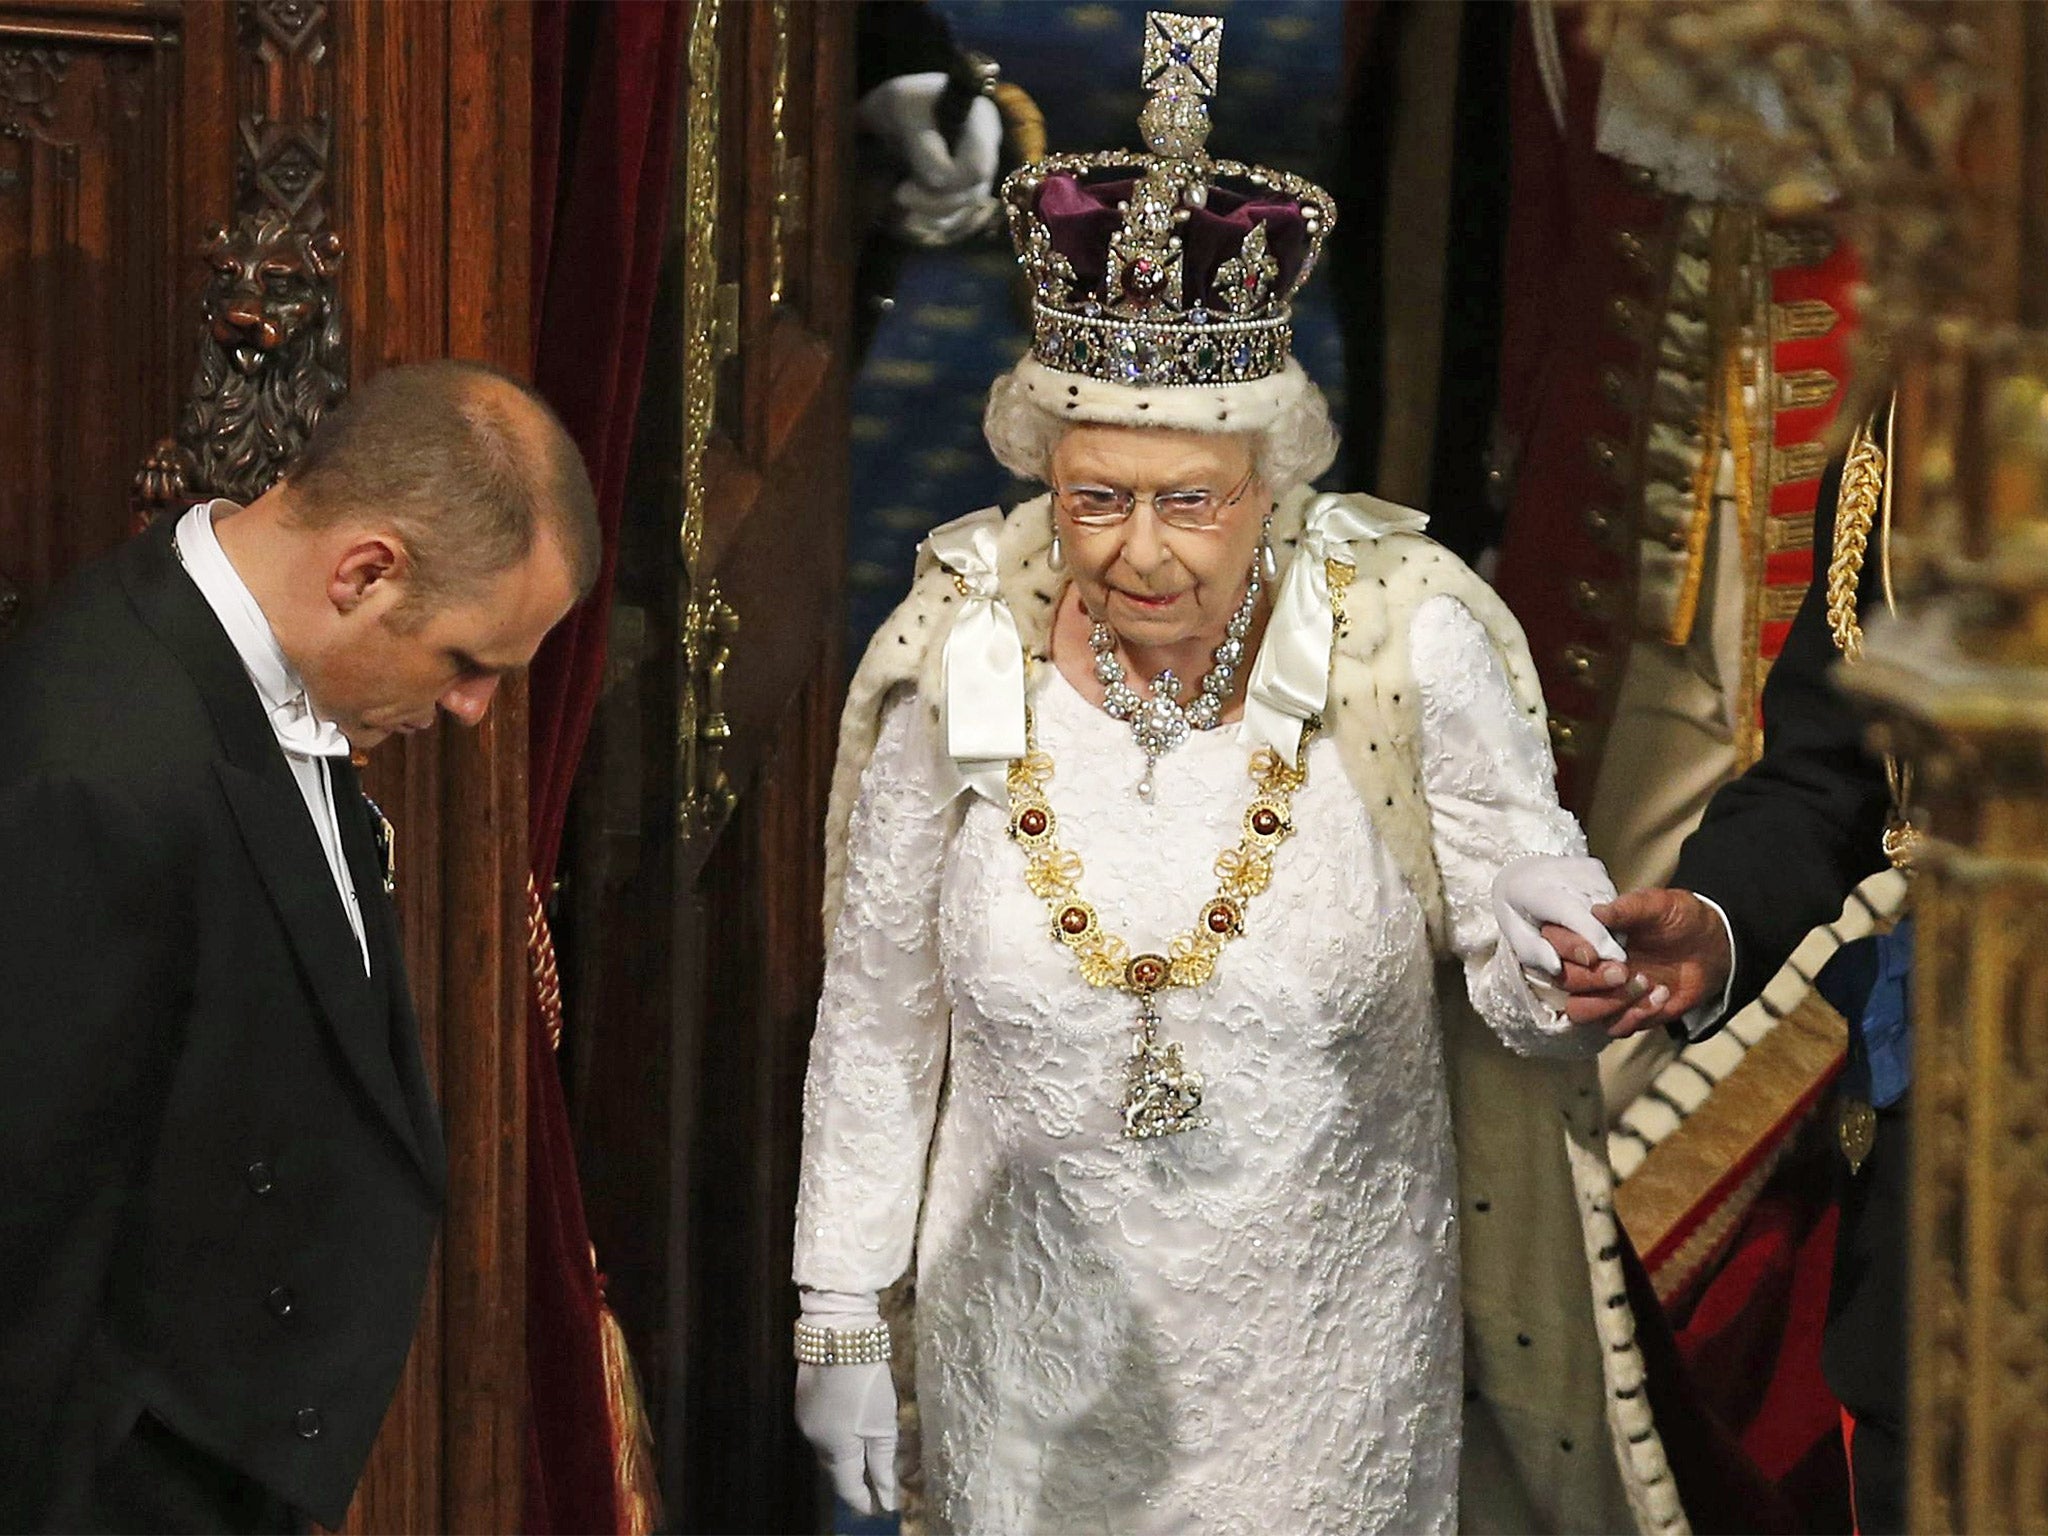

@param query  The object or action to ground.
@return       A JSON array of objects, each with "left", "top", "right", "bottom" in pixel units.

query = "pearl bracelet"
[{"left": 793, "top": 1317, "right": 892, "bottom": 1367}]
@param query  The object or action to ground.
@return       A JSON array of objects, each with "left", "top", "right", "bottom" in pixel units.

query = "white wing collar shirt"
[{"left": 174, "top": 501, "right": 370, "bottom": 974}]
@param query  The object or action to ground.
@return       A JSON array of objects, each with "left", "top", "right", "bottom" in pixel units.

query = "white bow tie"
[{"left": 271, "top": 694, "right": 353, "bottom": 760}]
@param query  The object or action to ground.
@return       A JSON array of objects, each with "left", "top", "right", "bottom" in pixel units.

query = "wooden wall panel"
[
  {"left": 438, "top": 7, "right": 532, "bottom": 1529},
  {"left": 0, "top": 5, "right": 184, "bottom": 623},
  {"left": 328, "top": 3, "right": 530, "bottom": 1530},
  {"left": 327, "top": 10, "right": 450, "bottom": 1527}
]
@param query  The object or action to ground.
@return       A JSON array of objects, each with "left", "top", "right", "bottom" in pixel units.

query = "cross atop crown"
[
  {"left": 1142, "top": 11, "right": 1222, "bottom": 98},
  {"left": 1137, "top": 11, "right": 1222, "bottom": 161}
]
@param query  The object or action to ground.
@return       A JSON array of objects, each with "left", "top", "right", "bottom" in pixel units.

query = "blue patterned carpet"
[{"left": 845, "top": 0, "right": 1349, "bottom": 666}]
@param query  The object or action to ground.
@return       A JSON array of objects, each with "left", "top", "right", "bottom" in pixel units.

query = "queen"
[{"left": 791, "top": 15, "right": 1687, "bottom": 1534}]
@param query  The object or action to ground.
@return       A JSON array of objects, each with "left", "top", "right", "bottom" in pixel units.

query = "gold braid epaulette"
[
  {"left": 1826, "top": 408, "right": 1920, "bottom": 869},
  {"left": 1827, "top": 418, "right": 1885, "bottom": 662}
]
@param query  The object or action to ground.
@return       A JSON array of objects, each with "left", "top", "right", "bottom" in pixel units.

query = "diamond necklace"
[{"left": 1091, "top": 566, "right": 1262, "bottom": 801}]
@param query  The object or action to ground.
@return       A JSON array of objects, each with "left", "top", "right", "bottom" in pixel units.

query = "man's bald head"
[{"left": 282, "top": 359, "right": 599, "bottom": 617}]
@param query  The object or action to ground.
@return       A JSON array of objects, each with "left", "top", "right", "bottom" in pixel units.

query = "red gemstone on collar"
[{"left": 1126, "top": 953, "right": 1169, "bottom": 991}]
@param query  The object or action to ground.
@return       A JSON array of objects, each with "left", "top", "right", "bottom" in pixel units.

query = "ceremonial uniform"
[{"left": 1674, "top": 425, "right": 1904, "bottom": 1532}]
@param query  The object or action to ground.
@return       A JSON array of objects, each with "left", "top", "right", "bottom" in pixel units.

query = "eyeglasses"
[{"left": 1050, "top": 466, "right": 1257, "bottom": 531}]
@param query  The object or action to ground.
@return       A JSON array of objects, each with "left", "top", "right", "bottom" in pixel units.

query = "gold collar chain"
[{"left": 1005, "top": 682, "right": 1316, "bottom": 1137}]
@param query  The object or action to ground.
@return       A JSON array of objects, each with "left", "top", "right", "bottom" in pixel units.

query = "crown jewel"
[{"left": 1002, "top": 11, "right": 1335, "bottom": 391}]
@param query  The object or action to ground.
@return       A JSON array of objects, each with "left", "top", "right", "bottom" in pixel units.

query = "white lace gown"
[{"left": 795, "top": 594, "right": 1599, "bottom": 1534}]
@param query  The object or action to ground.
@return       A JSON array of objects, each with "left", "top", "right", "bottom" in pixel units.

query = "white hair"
[{"left": 983, "top": 355, "right": 1341, "bottom": 494}]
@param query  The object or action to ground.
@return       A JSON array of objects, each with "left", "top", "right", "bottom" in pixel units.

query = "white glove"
[
  {"left": 858, "top": 72, "right": 1002, "bottom": 246},
  {"left": 1491, "top": 854, "right": 1626, "bottom": 978},
  {"left": 891, "top": 171, "right": 1000, "bottom": 246},
  {"left": 793, "top": 1290, "right": 898, "bottom": 1515}
]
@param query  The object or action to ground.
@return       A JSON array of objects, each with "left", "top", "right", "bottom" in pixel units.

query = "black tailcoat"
[{"left": 0, "top": 516, "right": 444, "bottom": 1532}]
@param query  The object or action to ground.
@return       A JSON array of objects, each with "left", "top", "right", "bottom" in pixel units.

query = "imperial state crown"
[{"left": 1000, "top": 11, "right": 1336, "bottom": 393}]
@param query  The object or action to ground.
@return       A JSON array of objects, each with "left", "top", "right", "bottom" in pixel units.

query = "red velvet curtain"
[{"left": 525, "top": 3, "right": 687, "bottom": 1530}]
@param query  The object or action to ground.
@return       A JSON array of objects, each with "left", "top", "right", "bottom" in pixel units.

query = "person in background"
[{"left": 1554, "top": 427, "right": 1908, "bottom": 1533}]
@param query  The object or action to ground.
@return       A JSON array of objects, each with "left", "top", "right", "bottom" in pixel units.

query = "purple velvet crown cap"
[{"left": 1034, "top": 173, "right": 1312, "bottom": 312}]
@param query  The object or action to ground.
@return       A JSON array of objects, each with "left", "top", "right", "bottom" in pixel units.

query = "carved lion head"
[
  {"left": 134, "top": 210, "right": 353, "bottom": 522},
  {"left": 199, "top": 210, "right": 345, "bottom": 375}
]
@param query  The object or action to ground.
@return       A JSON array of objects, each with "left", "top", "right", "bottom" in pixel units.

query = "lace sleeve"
[
  {"left": 1412, "top": 593, "right": 1601, "bottom": 1059},
  {"left": 793, "top": 688, "right": 956, "bottom": 1292}
]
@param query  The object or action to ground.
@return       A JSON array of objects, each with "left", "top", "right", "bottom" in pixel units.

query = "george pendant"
[
  {"left": 1121, "top": 996, "right": 1205, "bottom": 1138},
  {"left": 1136, "top": 756, "right": 1157, "bottom": 801}
]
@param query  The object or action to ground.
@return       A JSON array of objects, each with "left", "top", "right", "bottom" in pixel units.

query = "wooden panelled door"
[
  {"left": 3, "top": 2, "right": 531, "bottom": 1530},
  {"left": 560, "top": 2, "right": 855, "bottom": 1531}
]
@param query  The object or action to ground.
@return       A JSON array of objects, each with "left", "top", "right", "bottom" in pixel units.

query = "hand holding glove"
[{"left": 792, "top": 1290, "right": 898, "bottom": 1516}]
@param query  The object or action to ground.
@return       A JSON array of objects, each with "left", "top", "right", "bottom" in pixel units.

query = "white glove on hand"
[
  {"left": 1491, "top": 854, "right": 1625, "bottom": 978},
  {"left": 858, "top": 72, "right": 1001, "bottom": 246},
  {"left": 793, "top": 1290, "right": 898, "bottom": 1516}
]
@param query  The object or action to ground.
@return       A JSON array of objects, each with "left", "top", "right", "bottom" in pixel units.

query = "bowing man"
[{"left": 0, "top": 360, "right": 595, "bottom": 1533}]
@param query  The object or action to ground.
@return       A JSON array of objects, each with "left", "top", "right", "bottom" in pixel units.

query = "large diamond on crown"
[{"left": 1000, "top": 10, "right": 1335, "bottom": 390}]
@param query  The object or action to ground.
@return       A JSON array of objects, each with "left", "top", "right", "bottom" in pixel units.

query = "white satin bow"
[
  {"left": 925, "top": 508, "right": 1027, "bottom": 802},
  {"left": 1243, "top": 492, "right": 1430, "bottom": 761}
]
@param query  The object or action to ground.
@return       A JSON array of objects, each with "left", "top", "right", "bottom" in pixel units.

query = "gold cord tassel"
[
  {"left": 526, "top": 873, "right": 566, "bottom": 1052},
  {"left": 1826, "top": 411, "right": 1918, "bottom": 867},
  {"left": 1828, "top": 418, "right": 1886, "bottom": 663},
  {"left": 527, "top": 873, "right": 663, "bottom": 1533},
  {"left": 596, "top": 1248, "right": 663, "bottom": 1536}
]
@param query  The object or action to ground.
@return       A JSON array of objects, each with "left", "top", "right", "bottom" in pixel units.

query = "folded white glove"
[
  {"left": 793, "top": 1290, "right": 898, "bottom": 1516},
  {"left": 892, "top": 176, "right": 1000, "bottom": 247},
  {"left": 858, "top": 72, "right": 1001, "bottom": 193},
  {"left": 859, "top": 72, "right": 1002, "bottom": 246},
  {"left": 1490, "top": 854, "right": 1625, "bottom": 978}
]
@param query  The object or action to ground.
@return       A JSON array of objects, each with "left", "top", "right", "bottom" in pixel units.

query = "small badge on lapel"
[
  {"left": 1837, "top": 1095, "right": 1876, "bottom": 1175},
  {"left": 363, "top": 791, "right": 397, "bottom": 896}
]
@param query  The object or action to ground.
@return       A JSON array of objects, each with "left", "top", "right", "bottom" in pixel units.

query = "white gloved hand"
[
  {"left": 793, "top": 1290, "right": 898, "bottom": 1515},
  {"left": 1491, "top": 854, "right": 1626, "bottom": 978},
  {"left": 858, "top": 72, "right": 1002, "bottom": 246},
  {"left": 891, "top": 171, "right": 1000, "bottom": 246}
]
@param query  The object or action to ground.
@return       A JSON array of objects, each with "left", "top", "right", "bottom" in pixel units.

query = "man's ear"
[{"left": 329, "top": 533, "right": 408, "bottom": 615}]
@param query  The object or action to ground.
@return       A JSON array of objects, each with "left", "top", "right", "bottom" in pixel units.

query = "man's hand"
[{"left": 1542, "top": 887, "right": 1733, "bottom": 1038}]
